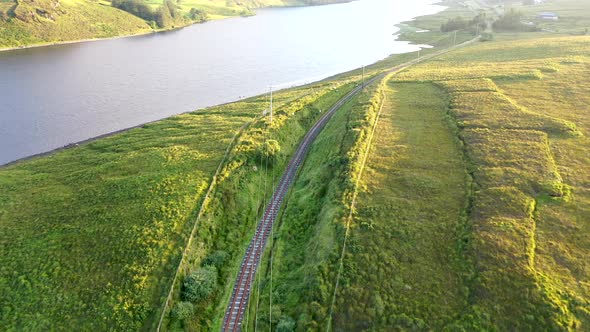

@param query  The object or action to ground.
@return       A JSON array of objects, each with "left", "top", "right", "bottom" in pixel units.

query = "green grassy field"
[
  {"left": 0, "top": 79, "right": 361, "bottom": 331},
  {"left": 249, "top": 2, "right": 590, "bottom": 329},
  {"left": 0, "top": 103, "right": 253, "bottom": 330},
  {"left": 0, "top": 0, "right": 152, "bottom": 47},
  {"left": 160, "top": 78, "right": 364, "bottom": 331},
  {"left": 2, "top": 0, "right": 590, "bottom": 330},
  {"left": 333, "top": 81, "right": 471, "bottom": 330},
  {"left": 396, "top": 0, "right": 477, "bottom": 47},
  {"left": 324, "top": 34, "right": 590, "bottom": 330}
]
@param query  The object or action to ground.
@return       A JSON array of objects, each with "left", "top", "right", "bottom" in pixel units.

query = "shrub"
[
  {"left": 201, "top": 250, "right": 228, "bottom": 269},
  {"left": 480, "top": 32, "right": 494, "bottom": 41},
  {"left": 171, "top": 301, "right": 194, "bottom": 320},
  {"left": 276, "top": 316, "right": 296, "bottom": 332},
  {"left": 258, "top": 139, "right": 281, "bottom": 161},
  {"left": 189, "top": 8, "right": 208, "bottom": 22},
  {"left": 182, "top": 266, "right": 217, "bottom": 303},
  {"left": 111, "top": 0, "right": 154, "bottom": 21}
]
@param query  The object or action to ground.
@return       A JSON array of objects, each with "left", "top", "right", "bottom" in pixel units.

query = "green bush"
[
  {"left": 480, "top": 32, "right": 494, "bottom": 41},
  {"left": 258, "top": 139, "right": 281, "bottom": 161},
  {"left": 171, "top": 301, "right": 194, "bottom": 320},
  {"left": 188, "top": 8, "right": 208, "bottom": 22},
  {"left": 111, "top": 0, "right": 154, "bottom": 21},
  {"left": 201, "top": 250, "right": 228, "bottom": 269},
  {"left": 276, "top": 316, "right": 296, "bottom": 332},
  {"left": 182, "top": 266, "right": 217, "bottom": 303}
]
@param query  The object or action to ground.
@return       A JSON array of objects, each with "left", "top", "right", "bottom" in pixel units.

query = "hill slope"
[{"left": 0, "top": 0, "right": 350, "bottom": 48}]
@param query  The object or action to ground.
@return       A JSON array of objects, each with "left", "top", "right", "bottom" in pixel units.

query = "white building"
[{"left": 538, "top": 12, "right": 559, "bottom": 20}]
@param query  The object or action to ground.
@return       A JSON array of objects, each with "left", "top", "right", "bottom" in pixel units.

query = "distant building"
[{"left": 538, "top": 12, "right": 559, "bottom": 20}]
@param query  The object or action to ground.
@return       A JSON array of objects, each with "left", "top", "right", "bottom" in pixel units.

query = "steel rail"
[{"left": 221, "top": 78, "right": 375, "bottom": 332}]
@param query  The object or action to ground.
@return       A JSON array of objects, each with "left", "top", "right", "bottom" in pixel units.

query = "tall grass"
[
  {"left": 0, "top": 81, "right": 351, "bottom": 331},
  {"left": 382, "top": 35, "right": 590, "bottom": 330}
]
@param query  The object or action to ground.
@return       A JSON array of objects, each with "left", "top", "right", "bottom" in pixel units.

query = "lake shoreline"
[
  {"left": 0, "top": 0, "right": 443, "bottom": 167},
  {"left": 0, "top": 19, "right": 225, "bottom": 53},
  {"left": 0, "top": 1, "right": 355, "bottom": 53},
  {"left": 0, "top": 71, "right": 338, "bottom": 167}
]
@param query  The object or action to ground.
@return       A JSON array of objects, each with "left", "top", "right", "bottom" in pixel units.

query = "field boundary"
[
  {"left": 324, "top": 36, "right": 479, "bottom": 331},
  {"left": 155, "top": 117, "right": 257, "bottom": 331},
  {"left": 325, "top": 81, "right": 388, "bottom": 332}
]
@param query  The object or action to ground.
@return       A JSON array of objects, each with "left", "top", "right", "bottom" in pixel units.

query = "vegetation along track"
[{"left": 221, "top": 37, "right": 479, "bottom": 332}]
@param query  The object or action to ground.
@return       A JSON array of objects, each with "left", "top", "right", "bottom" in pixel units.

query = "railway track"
[
  {"left": 221, "top": 37, "right": 479, "bottom": 332},
  {"left": 221, "top": 78, "right": 378, "bottom": 332}
]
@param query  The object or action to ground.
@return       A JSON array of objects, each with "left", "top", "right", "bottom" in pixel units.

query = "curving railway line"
[{"left": 220, "top": 37, "right": 478, "bottom": 332}]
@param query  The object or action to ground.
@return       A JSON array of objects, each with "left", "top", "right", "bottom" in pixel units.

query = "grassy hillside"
[
  {"left": 0, "top": 0, "right": 151, "bottom": 47},
  {"left": 0, "top": 93, "right": 260, "bottom": 331},
  {"left": 0, "top": 79, "right": 361, "bottom": 330},
  {"left": 1, "top": 0, "right": 589, "bottom": 331},
  {"left": 0, "top": 0, "right": 350, "bottom": 48},
  {"left": 160, "top": 78, "right": 364, "bottom": 331}
]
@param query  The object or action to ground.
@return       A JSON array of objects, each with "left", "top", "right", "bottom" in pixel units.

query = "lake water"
[{"left": 0, "top": 0, "right": 443, "bottom": 165}]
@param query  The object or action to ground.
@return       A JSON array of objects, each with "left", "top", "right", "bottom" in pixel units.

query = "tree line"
[
  {"left": 111, "top": 0, "right": 208, "bottom": 28},
  {"left": 440, "top": 10, "right": 540, "bottom": 34},
  {"left": 440, "top": 13, "right": 487, "bottom": 32}
]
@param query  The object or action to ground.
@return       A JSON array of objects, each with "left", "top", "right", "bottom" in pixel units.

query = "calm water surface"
[{"left": 0, "top": 0, "right": 443, "bottom": 165}]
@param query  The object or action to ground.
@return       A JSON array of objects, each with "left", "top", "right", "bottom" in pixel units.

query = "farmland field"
[
  {"left": 333, "top": 81, "right": 471, "bottom": 330},
  {"left": 327, "top": 35, "right": 590, "bottom": 329}
]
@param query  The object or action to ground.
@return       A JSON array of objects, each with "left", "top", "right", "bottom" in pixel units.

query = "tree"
[
  {"left": 112, "top": 0, "right": 155, "bottom": 21},
  {"left": 471, "top": 13, "right": 487, "bottom": 31},
  {"left": 165, "top": 0, "right": 178, "bottom": 19},
  {"left": 371, "top": 293, "right": 385, "bottom": 317},
  {"left": 171, "top": 301, "right": 194, "bottom": 320},
  {"left": 492, "top": 9, "right": 533, "bottom": 32},
  {"left": 441, "top": 16, "right": 469, "bottom": 32},
  {"left": 182, "top": 266, "right": 217, "bottom": 303},
  {"left": 189, "top": 8, "right": 208, "bottom": 22},
  {"left": 155, "top": 0, "right": 173, "bottom": 28},
  {"left": 480, "top": 32, "right": 494, "bottom": 41}
]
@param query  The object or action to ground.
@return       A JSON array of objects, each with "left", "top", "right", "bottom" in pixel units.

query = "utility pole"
[
  {"left": 269, "top": 86, "right": 273, "bottom": 123},
  {"left": 453, "top": 30, "right": 457, "bottom": 46},
  {"left": 362, "top": 65, "right": 365, "bottom": 87}
]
